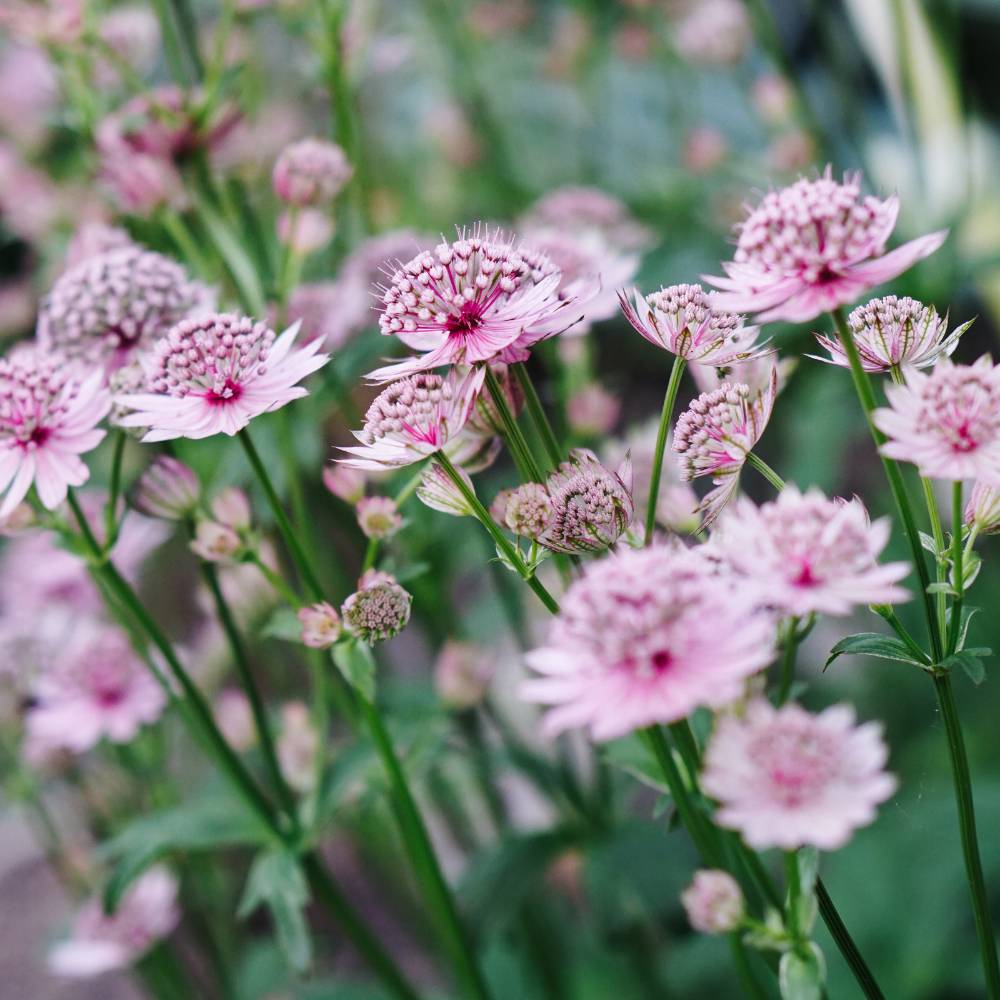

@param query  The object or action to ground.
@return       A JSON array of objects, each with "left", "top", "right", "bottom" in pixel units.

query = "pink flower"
[
  {"left": 356, "top": 495, "right": 403, "bottom": 539},
  {"left": 368, "top": 227, "right": 581, "bottom": 382},
  {"left": 133, "top": 456, "right": 200, "bottom": 520},
  {"left": 341, "top": 572, "right": 412, "bottom": 643},
  {"left": 873, "top": 356, "right": 1000, "bottom": 483},
  {"left": 965, "top": 482, "right": 1000, "bottom": 535},
  {"left": 567, "top": 383, "right": 620, "bottom": 436},
  {"left": 26, "top": 625, "right": 165, "bottom": 754},
  {"left": 705, "top": 168, "right": 947, "bottom": 323},
  {"left": 323, "top": 464, "right": 366, "bottom": 504},
  {"left": 416, "top": 460, "right": 477, "bottom": 517},
  {"left": 435, "top": 640, "right": 496, "bottom": 709},
  {"left": 277, "top": 208, "right": 333, "bottom": 254},
  {"left": 63, "top": 222, "right": 135, "bottom": 268},
  {"left": 298, "top": 602, "right": 342, "bottom": 649},
  {"left": 673, "top": 369, "right": 778, "bottom": 527},
  {"left": 518, "top": 186, "right": 653, "bottom": 254},
  {"left": 190, "top": 518, "right": 242, "bottom": 563},
  {"left": 619, "top": 283, "right": 765, "bottom": 366},
  {"left": 813, "top": 295, "right": 971, "bottom": 373},
  {"left": 0, "top": 348, "right": 110, "bottom": 517},
  {"left": 710, "top": 486, "right": 909, "bottom": 616},
  {"left": 521, "top": 546, "right": 776, "bottom": 741},
  {"left": 277, "top": 701, "right": 318, "bottom": 793},
  {"left": 49, "top": 867, "right": 179, "bottom": 978},
  {"left": 215, "top": 688, "right": 257, "bottom": 750},
  {"left": 338, "top": 366, "right": 486, "bottom": 471},
  {"left": 273, "top": 137, "right": 352, "bottom": 206},
  {"left": 494, "top": 482, "right": 553, "bottom": 538},
  {"left": 702, "top": 699, "right": 897, "bottom": 850},
  {"left": 115, "top": 314, "right": 328, "bottom": 441},
  {"left": 674, "top": 0, "right": 750, "bottom": 65},
  {"left": 681, "top": 870, "right": 745, "bottom": 934}
]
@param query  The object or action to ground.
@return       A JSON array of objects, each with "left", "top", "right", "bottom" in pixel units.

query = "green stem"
[
  {"left": 875, "top": 606, "right": 931, "bottom": 665},
  {"left": 249, "top": 552, "right": 301, "bottom": 607},
  {"left": 104, "top": 430, "right": 127, "bottom": 549},
  {"left": 149, "top": 0, "right": 190, "bottom": 85},
  {"left": 777, "top": 616, "right": 801, "bottom": 705},
  {"left": 746, "top": 451, "right": 786, "bottom": 491},
  {"left": 729, "top": 934, "right": 767, "bottom": 1000},
  {"left": 513, "top": 363, "right": 562, "bottom": 470},
  {"left": 161, "top": 210, "right": 216, "bottom": 279},
  {"left": 920, "top": 475, "right": 948, "bottom": 644},
  {"left": 485, "top": 366, "right": 547, "bottom": 484},
  {"left": 933, "top": 673, "right": 1000, "bottom": 997},
  {"left": 784, "top": 852, "right": 802, "bottom": 944},
  {"left": 358, "top": 693, "right": 492, "bottom": 1000},
  {"left": 643, "top": 355, "right": 685, "bottom": 546},
  {"left": 169, "top": 0, "right": 204, "bottom": 80},
  {"left": 239, "top": 428, "right": 326, "bottom": 601},
  {"left": 948, "top": 481, "right": 964, "bottom": 655},
  {"left": 816, "top": 879, "right": 885, "bottom": 1000}
]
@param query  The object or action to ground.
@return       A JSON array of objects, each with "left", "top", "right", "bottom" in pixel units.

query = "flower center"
[
  {"left": 205, "top": 378, "right": 244, "bottom": 406},
  {"left": 446, "top": 304, "right": 484, "bottom": 338}
]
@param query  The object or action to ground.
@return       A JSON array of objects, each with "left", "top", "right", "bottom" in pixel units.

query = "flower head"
[
  {"left": 323, "top": 464, "right": 366, "bottom": 504},
  {"left": 681, "top": 870, "right": 745, "bottom": 935},
  {"left": 435, "top": 640, "right": 496, "bottom": 709},
  {"left": 874, "top": 356, "right": 1000, "bottom": 483},
  {"left": 813, "top": 295, "right": 971, "bottom": 373},
  {"left": 965, "top": 482, "right": 1000, "bottom": 535},
  {"left": 356, "top": 495, "right": 403, "bottom": 539},
  {"left": 711, "top": 486, "right": 909, "bottom": 616},
  {"left": 339, "top": 366, "right": 485, "bottom": 471},
  {"left": 64, "top": 222, "right": 136, "bottom": 268},
  {"left": 26, "top": 624, "right": 165, "bottom": 754},
  {"left": 133, "top": 456, "right": 200, "bottom": 520},
  {"left": 0, "top": 347, "right": 110, "bottom": 517},
  {"left": 368, "top": 227, "right": 579, "bottom": 382},
  {"left": 674, "top": 0, "right": 750, "bottom": 65},
  {"left": 273, "top": 137, "right": 352, "bottom": 205},
  {"left": 341, "top": 573, "right": 412, "bottom": 643},
  {"left": 705, "top": 168, "right": 947, "bottom": 323},
  {"left": 517, "top": 186, "right": 653, "bottom": 253},
  {"left": 298, "top": 601, "right": 342, "bottom": 649},
  {"left": 702, "top": 699, "right": 896, "bottom": 850},
  {"left": 567, "top": 383, "right": 620, "bottom": 436},
  {"left": 495, "top": 481, "right": 554, "bottom": 538},
  {"left": 673, "top": 369, "right": 777, "bottom": 526},
  {"left": 619, "top": 283, "right": 764, "bottom": 366},
  {"left": 49, "top": 867, "right": 179, "bottom": 978},
  {"left": 521, "top": 546, "right": 776, "bottom": 741},
  {"left": 115, "top": 313, "right": 327, "bottom": 442}
]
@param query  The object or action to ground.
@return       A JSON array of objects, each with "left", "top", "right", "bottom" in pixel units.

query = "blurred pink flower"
[
  {"left": 521, "top": 546, "right": 775, "bottom": 741},
  {"left": 705, "top": 168, "right": 947, "bottom": 323},
  {"left": 64, "top": 222, "right": 135, "bottom": 269},
  {"left": 190, "top": 518, "right": 242, "bottom": 563},
  {"left": 274, "top": 137, "right": 352, "bottom": 205},
  {"left": 681, "top": 870, "right": 744, "bottom": 934},
  {"left": 435, "top": 639, "right": 496, "bottom": 709},
  {"left": 702, "top": 699, "right": 896, "bottom": 850},
  {"left": 711, "top": 486, "right": 909, "bottom": 616},
  {"left": 277, "top": 208, "right": 333, "bottom": 254},
  {"left": 298, "top": 602, "right": 342, "bottom": 649},
  {"left": 567, "top": 383, "right": 620, "bottom": 436},
  {"left": 520, "top": 186, "right": 653, "bottom": 253},
  {"left": 134, "top": 456, "right": 201, "bottom": 521},
  {"left": 215, "top": 688, "right": 257, "bottom": 750},
  {"left": 115, "top": 314, "right": 327, "bottom": 441},
  {"left": 0, "top": 348, "right": 109, "bottom": 517},
  {"left": 323, "top": 464, "right": 366, "bottom": 504},
  {"left": 674, "top": 0, "right": 750, "bottom": 65},
  {"left": 0, "top": 144, "right": 61, "bottom": 241},
  {"left": 874, "top": 356, "right": 1000, "bottom": 483},
  {"left": 49, "top": 867, "right": 179, "bottom": 978},
  {"left": 100, "top": 149, "right": 184, "bottom": 216},
  {"left": 95, "top": 6, "right": 160, "bottom": 85},
  {"left": 0, "top": 0, "right": 83, "bottom": 45},
  {"left": 683, "top": 127, "right": 728, "bottom": 174},
  {"left": 356, "top": 495, "right": 403, "bottom": 539},
  {"left": 0, "top": 44, "right": 57, "bottom": 148},
  {"left": 277, "top": 701, "right": 318, "bottom": 793}
]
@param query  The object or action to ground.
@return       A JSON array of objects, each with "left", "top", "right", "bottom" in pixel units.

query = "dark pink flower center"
[
  {"left": 446, "top": 303, "right": 484, "bottom": 338},
  {"left": 792, "top": 561, "right": 817, "bottom": 587},
  {"left": 205, "top": 378, "right": 244, "bottom": 406}
]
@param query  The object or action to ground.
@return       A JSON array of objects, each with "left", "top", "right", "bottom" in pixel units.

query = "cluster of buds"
[
  {"left": 341, "top": 570, "right": 413, "bottom": 644},
  {"left": 190, "top": 487, "right": 253, "bottom": 564}
]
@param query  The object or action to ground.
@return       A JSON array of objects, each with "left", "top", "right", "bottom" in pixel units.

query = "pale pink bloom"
[
  {"left": 64, "top": 222, "right": 135, "bottom": 269},
  {"left": 416, "top": 460, "right": 476, "bottom": 517},
  {"left": 517, "top": 187, "right": 653, "bottom": 254},
  {"left": 0, "top": 348, "right": 109, "bottom": 517},
  {"left": 96, "top": 6, "right": 159, "bottom": 84},
  {"left": 273, "top": 138, "right": 352, "bottom": 205},
  {"left": 115, "top": 314, "right": 327, "bottom": 442},
  {"left": 673, "top": 369, "right": 778, "bottom": 527},
  {"left": 619, "top": 283, "right": 765, "bottom": 366},
  {"left": 965, "top": 482, "right": 1000, "bottom": 535},
  {"left": 705, "top": 168, "right": 947, "bottom": 323},
  {"left": 681, "top": 870, "right": 745, "bottom": 934},
  {"left": 190, "top": 518, "right": 242, "bottom": 563},
  {"left": 368, "top": 227, "right": 581, "bottom": 382},
  {"left": 27, "top": 625, "right": 165, "bottom": 754},
  {"left": 298, "top": 602, "right": 342, "bottom": 649},
  {"left": 339, "top": 366, "right": 486, "bottom": 471},
  {"left": 356, "top": 495, "right": 402, "bottom": 539},
  {"left": 689, "top": 353, "right": 793, "bottom": 397},
  {"left": 494, "top": 482, "right": 554, "bottom": 539},
  {"left": 38, "top": 246, "right": 211, "bottom": 370},
  {"left": 215, "top": 688, "right": 257, "bottom": 750},
  {"left": 702, "top": 699, "right": 897, "bottom": 850},
  {"left": 767, "top": 130, "right": 815, "bottom": 173},
  {"left": 323, "top": 464, "right": 366, "bottom": 504},
  {"left": 752, "top": 74, "right": 794, "bottom": 125},
  {"left": 674, "top": 0, "right": 750, "bottom": 65},
  {"left": 277, "top": 701, "right": 318, "bottom": 793},
  {"left": 521, "top": 546, "right": 776, "bottom": 741},
  {"left": 711, "top": 486, "right": 909, "bottom": 616},
  {"left": 0, "top": 0, "right": 83, "bottom": 46},
  {"left": 49, "top": 867, "right": 179, "bottom": 978},
  {"left": 567, "top": 383, "right": 620, "bottom": 436},
  {"left": 277, "top": 209, "right": 333, "bottom": 253},
  {"left": 0, "top": 500, "right": 34, "bottom": 534},
  {"left": 424, "top": 100, "right": 482, "bottom": 167},
  {"left": 812, "top": 295, "right": 971, "bottom": 373},
  {"left": 0, "top": 144, "right": 61, "bottom": 241},
  {"left": 435, "top": 640, "right": 495, "bottom": 709},
  {"left": 100, "top": 149, "right": 185, "bottom": 217},
  {"left": 211, "top": 486, "right": 252, "bottom": 531},
  {"left": 873, "top": 356, "right": 1000, "bottom": 483},
  {"left": 0, "top": 44, "right": 58, "bottom": 149},
  {"left": 134, "top": 456, "right": 200, "bottom": 520},
  {"left": 341, "top": 572, "right": 412, "bottom": 643},
  {"left": 683, "top": 127, "right": 728, "bottom": 174}
]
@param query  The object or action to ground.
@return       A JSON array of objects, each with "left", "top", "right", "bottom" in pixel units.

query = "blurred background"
[{"left": 3, "top": 1, "right": 1000, "bottom": 997}]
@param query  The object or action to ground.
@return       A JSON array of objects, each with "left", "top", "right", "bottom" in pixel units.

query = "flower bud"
[
  {"left": 323, "top": 465, "right": 366, "bottom": 504},
  {"left": 272, "top": 138, "right": 352, "bottom": 206},
  {"left": 211, "top": 486, "right": 252, "bottom": 531},
  {"left": 341, "top": 573, "right": 412, "bottom": 643},
  {"left": 965, "top": 482, "right": 1000, "bottom": 535},
  {"left": 298, "top": 602, "right": 342, "bottom": 649},
  {"left": 501, "top": 483, "right": 553, "bottom": 539},
  {"left": 417, "top": 461, "right": 476, "bottom": 517},
  {"left": 355, "top": 496, "right": 402, "bottom": 540},
  {"left": 681, "top": 870, "right": 745, "bottom": 934},
  {"left": 278, "top": 208, "right": 333, "bottom": 254},
  {"left": 190, "top": 518, "right": 242, "bottom": 563},
  {"left": 134, "top": 457, "right": 200, "bottom": 521},
  {"left": 434, "top": 641, "right": 495, "bottom": 709}
]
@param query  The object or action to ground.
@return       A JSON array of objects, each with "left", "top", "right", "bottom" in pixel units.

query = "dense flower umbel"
[
  {"left": 115, "top": 314, "right": 328, "bottom": 441},
  {"left": 711, "top": 487, "right": 909, "bottom": 616},
  {"left": 368, "top": 227, "right": 580, "bottom": 382},
  {"left": 681, "top": 870, "right": 745, "bottom": 935},
  {"left": 494, "top": 482, "right": 554, "bottom": 538},
  {"left": 339, "top": 366, "right": 486, "bottom": 471},
  {"left": 813, "top": 295, "right": 971, "bottom": 373},
  {"left": 341, "top": 572, "right": 412, "bottom": 643},
  {"left": 702, "top": 700, "right": 896, "bottom": 850},
  {"left": 521, "top": 546, "right": 776, "bottom": 741},
  {"left": 618, "top": 283, "right": 765, "bottom": 366},
  {"left": 133, "top": 455, "right": 200, "bottom": 520},
  {"left": 705, "top": 168, "right": 947, "bottom": 323},
  {"left": 874, "top": 356, "right": 1000, "bottom": 483},
  {"left": 965, "top": 482, "right": 1000, "bottom": 535},
  {"left": 49, "top": 867, "right": 180, "bottom": 979},
  {"left": 673, "top": 368, "right": 778, "bottom": 527},
  {"left": 273, "top": 137, "right": 352, "bottom": 205},
  {"left": 37, "top": 246, "right": 211, "bottom": 369},
  {"left": 0, "top": 347, "right": 110, "bottom": 517}
]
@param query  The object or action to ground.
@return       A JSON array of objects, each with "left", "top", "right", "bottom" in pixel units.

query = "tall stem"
[
  {"left": 513, "top": 363, "right": 562, "bottom": 470},
  {"left": 104, "top": 430, "right": 127, "bottom": 547},
  {"left": 920, "top": 475, "right": 949, "bottom": 643},
  {"left": 485, "top": 366, "right": 547, "bottom": 484},
  {"left": 816, "top": 880, "right": 885, "bottom": 1000},
  {"left": 644, "top": 356, "right": 685, "bottom": 546},
  {"left": 776, "top": 616, "right": 800, "bottom": 705},
  {"left": 948, "top": 481, "right": 964, "bottom": 654},
  {"left": 746, "top": 451, "right": 785, "bottom": 491}
]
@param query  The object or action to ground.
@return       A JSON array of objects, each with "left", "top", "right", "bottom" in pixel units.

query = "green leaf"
[
  {"left": 926, "top": 581, "right": 958, "bottom": 596},
  {"left": 239, "top": 850, "right": 313, "bottom": 973},
  {"left": 195, "top": 195, "right": 267, "bottom": 315},
  {"left": 261, "top": 606, "right": 303, "bottom": 643},
  {"left": 602, "top": 734, "right": 670, "bottom": 794},
  {"left": 332, "top": 640, "right": 376, "bottom": 702},
  {"left": 779, "top": 945, "right": 826, "bottom": 1000},
  {"left": 940, "top": 649, "right": 989, "bottom": 685},
  {"left": 823, "top": 633, "right": 926, "bottom": 672},
  {"left": 952, "top": 605, "right": 981, "bottom": 652}
]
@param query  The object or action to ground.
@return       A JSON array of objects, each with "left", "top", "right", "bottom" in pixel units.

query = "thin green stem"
[
  {"left": 777, "top": 616, "right": 801, "bottom": 705},
  {"left": 150, "top": 0, "right": 189, "bottom": 85},
  {"left": 746, "top": 451, "right": 786, "bottom": 491},
  {"left": 784, "top": 851, "right": 802, "bottom": 944},
  {"left": 358, "top": 693, "right": 492, "bottom": 1000},
  {"left": 161, "top": 210, "right": 216, "bottom": 279},
  {"left": 948, "top": 481, "right": 964, "bottom": 655},
  {"left": 513, "top": 363, "right": 562, "bottom": 470},
  {"left": 104, "top": 431, "right": 127, "bottom": 548},
  {"left": 920, "top": 475, "right": 948, "bottom": 643},
  {"left": 169, "top": 0, "right": 204, "bottom": 80},
  {"left": 729, "top": 934, "right": 767, "bottom": 1000},
  {"left": 644, "top": 356, "right": 685, "bottom": 546},
  {"left": 875, "top": 606, "right": 931, "bottom": 665},
  {"left": 816, "top": 879, "right": 885, "bottom": 1000},
  {"left": 485, "top": 366, "right": 546, "bottom": 484},
  {"left": 933, "top": 673, "right": 1000, "bottom": 997},
  {"left": 249, "top": 552, "right": 301, "bottom": 607}
]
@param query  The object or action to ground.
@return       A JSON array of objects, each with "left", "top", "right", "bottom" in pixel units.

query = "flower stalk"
[{"left": 644, "top": 355, "right": 685, "bottom": 546}]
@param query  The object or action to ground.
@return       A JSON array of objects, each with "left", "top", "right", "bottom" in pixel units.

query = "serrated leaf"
[
  {"left": 239, "top": 850, "right": 312, "bottom": 973},
  {"left": 779, "top": 946, "right": 826, "bottom": 1000},
  {"left": 261, "top": 606, "right": 303, "bottom": 642},
  {"left": 824, "top": 633, "right": 925, "bottom": 671},
  {"left": 332, "top": 640, "right": 376, "bottom": 702}
]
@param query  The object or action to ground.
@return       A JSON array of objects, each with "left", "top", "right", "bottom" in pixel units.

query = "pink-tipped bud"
[
  {"left": 681, "top": 870, "right": 745, "bottom": 934},
  {"left": 323, "top": 464, "right": 366, "bottom": 504},
  {"left": 355, "top": 495, "right": 402, "bottom": 540},
  {"left": 298, "top": 602, "right": 342, "bottom": 649},
  {"left": 272, "top": 138, "right": 352, "bottom": 206},
  {"left": 190, "top": 518, "right": 242, "bottom": 563},
  {"left": 966, "top": 482, "right": 1000, "bottom": 535},
  {"left": 134, "top": 456, "right": 200, "bottom": 521},
  {"left": 434, "top": 640, "right": 495, "bottom": 709},
  {"left": 341, "top": 573, "right": 412, "bottom": 643},
  {"left": 417, "top": 461, "right": 476, "bottom": 517},
  {"left": 211, "top": 486, "right": 252, "bottom": 532}
]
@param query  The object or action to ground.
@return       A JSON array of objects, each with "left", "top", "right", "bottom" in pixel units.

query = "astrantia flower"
[
  {"left": 681, "top": 870, "right": 745, "bottom": 935},
  {"left": 702, "top": 699, "right": 897, "bottom": 850},
  {"left": 356, "top": 495, "right": 403, "bottom": 539},
  {"left": 673, "top": 369, "right": 777, "bottom": 527},
  {"left": 133, "top": 455, "right": 200, "bottom": 520},
  {"left": 619, "top": 283, "right": 765, "bottom": 366},
  {"left": 435, "top": 640, "right": 496, "bottom": 709},
  {"left": 711, "top": 487, "right": 909, "bottom": 616},
  {"left": 26, "top": 625, "right": 165, "bottom": 754},
  {"left": 341, "top": 573, "right": 412, "bottom": 643},
  {"left": 674, "top": 0, "right": 750, "bottom": 66},
  {"left": 965, "top": 482, "right": 1000, "bottom": 535},
  {"left": 64, "top": 222, "right": 135, "bottom": 268},
  {"left": 518, "top": 186, "right": 653, "bottom": 254},
  {"left": 689, "top": 353, "right": 794, "bottom": 398},
  {"left": 705, "top": 168, "right": 947, "bottom": 323},
  {"left": 339, "top": 366, "right": 486, "bottom": 471},
  {"left": 813, "top": 295, "right": 971, "bottom": 373},
  {"left": 215, "top": 688, "right": 256, "bottom": 750},
  {"left": 37, "top": 246, "right": 212, "bottom": 369},
  {"left": 115, "top": 314, "right": 328, "bottom": 442},
  {"left": 368, "top": 227, "right": 580, "bottom": 382},
  {"left": 298, "top": 601, "right": 342, "bottom": 649},
  {"left": 0, "top": 347, "right": 110, "bottom": 517},
  {"left": 273, "top": 137, "right": 352, "bottom": 206},
  {"left": 495, "top": 482, "right": 554, "bottom": 539},
  {"left": 873, "top": 356, "right": 1000, "bottom": 483},
  {"left": 49, "top": 867, "right": 179, "bottom": 979},
  {"left": 416, "top": 460, "right": 476, "bottom": 517},
  {"left": 521, "top": 546, "right": 776, "bottom": 741}
]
